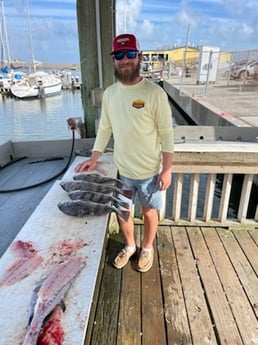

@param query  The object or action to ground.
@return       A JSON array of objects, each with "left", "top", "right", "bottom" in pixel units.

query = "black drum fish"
[
  {"left": 68, "top": 190, "right": 130, "bottom": 209},
  {"left": 58, "top": 199, "right": 130, "bottom": 221},
  {"left": 73, "top": 173, "right": 125, "bottom": 187},
  {"left": 60, "top": 180, "right": 123, "bottom": 194}
]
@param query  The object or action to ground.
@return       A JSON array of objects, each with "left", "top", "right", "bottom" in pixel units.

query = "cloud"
[
  {"left": 116, "top": 0, "right": 143, "bottom": 33},
  {"left": 4, "top": 0, "right": 79, "bottom": 63},
  {"left": 124, "top": 0, "right": 257, "bottom": 51},
  {"left": 2, "top": 0, "right": 258, "bottom": 63}
]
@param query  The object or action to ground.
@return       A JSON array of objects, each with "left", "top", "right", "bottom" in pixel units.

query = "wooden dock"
[
  {"left": 0, "top": 138, "right": 257, "bottom": 345},
  {"left": 87, "top": 225, "right": 258, "bottom": 345}
]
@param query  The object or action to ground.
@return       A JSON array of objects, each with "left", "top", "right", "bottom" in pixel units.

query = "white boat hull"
[
  {"left": 38, "top": 80, "right": 62, "bottom": 97},
  {"left": 10, "top": 84, "right": 39, "bottom": 98},
  {"left": 10, "top": 72, "right": 62, "bottom": 98}
]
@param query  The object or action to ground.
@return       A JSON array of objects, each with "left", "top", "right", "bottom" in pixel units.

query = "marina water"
[
  {"left": 0, "top": 89, "right": 84, "bottom": 143},
  {"left": 0, "top": 85, "right": 187, "bottom": 144}
]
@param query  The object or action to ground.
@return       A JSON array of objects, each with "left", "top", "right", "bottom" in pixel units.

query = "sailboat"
[
  {"left": 9, "top": 0, "right": 62, "bottom": 98},
  {"left": 0, "top": 0, "right": 14, "bottom": 94},
  {"left": 10, "top": 71, "right": 62, "bottom": 98}
]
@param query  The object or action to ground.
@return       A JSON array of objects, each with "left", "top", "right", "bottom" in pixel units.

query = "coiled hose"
[{"left": 0, "top": 129, "right": 75, "bottom": 193}]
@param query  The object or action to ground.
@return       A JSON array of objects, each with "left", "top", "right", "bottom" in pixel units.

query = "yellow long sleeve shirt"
[{"left": 93, "top": 78, "right": 174, "bottom": 179}]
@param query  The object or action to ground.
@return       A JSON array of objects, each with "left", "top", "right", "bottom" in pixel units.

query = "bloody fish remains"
[
  {"left": 0, "top": 240, "right": 42, "bottom": 287},
  {"left": 22, "top": 256, "right": 86, "bottom": 345}
]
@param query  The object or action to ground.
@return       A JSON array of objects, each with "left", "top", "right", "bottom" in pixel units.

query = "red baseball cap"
[{"left": 110, "top": 33, "right": 140, "bottom": 54}]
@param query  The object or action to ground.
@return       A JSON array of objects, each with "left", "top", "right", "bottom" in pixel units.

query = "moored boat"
[
  {"left": 10, "top": 71, "right": 62, "bottom": 98},
  {"left": 0, "top": 70, "right": 25, "bottom": 95}
]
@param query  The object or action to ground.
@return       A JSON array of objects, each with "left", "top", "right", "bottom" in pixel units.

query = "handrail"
[{"left": 133, "top": 142, "right": 258, "bottom": 228}]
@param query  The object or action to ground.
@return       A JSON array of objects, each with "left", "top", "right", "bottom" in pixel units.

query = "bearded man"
[{"left": 75, "top": 33, "right": 174, "bottom": 273}]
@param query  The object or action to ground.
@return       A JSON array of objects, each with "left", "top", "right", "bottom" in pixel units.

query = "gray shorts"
[{"left": 119, "top": 174, "right": 162, "bottom": 210}]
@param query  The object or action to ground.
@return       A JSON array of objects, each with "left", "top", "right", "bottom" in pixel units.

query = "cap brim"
[{"left": 110, "top": 47, "right": 139, "bottom": 55}]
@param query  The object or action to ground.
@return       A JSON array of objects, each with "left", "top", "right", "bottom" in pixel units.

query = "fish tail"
[
  {"left": 115, "top": 178, "right": 127, "bottom": 187},
  {"left": 112, "top": 197, "right": 130, "bottom": 209},
  {"left": 121, "top": 189, "right": 133, "bottom": 199},
  {"left": 59, "top": 181, "right": 70, "bottom": 192},
  {"left": 115, "top": 208, "right": 130, "bottom": 221}
]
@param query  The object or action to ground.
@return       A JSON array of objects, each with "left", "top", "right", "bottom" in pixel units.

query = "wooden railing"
[{"left": 133, "top": 142, "right": 258, "bottom": 228}]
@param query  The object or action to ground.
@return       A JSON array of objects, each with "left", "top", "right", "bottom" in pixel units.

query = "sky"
[{"left": 1, "top": 0, "right": 258, "bottom": 64}]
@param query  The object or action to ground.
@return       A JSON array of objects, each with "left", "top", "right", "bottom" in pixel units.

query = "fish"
[
  {"left": 58, "top": 199, "right": 130, "bottom": 221},
  {"left": 37, "top": 304, "right": 65, "bottom": 345},
  {"left": 0, "top": 240, "right": 43, "bottom": 287},
  {"left": 68, "top": 190, "right": 130, "bottom": 209},
  {"left": 22, "top": 256, "right": 86, "bottom": 345},
  {"left": 60, "top": 180, "right": 124, "bottom": 194},
  {"left": 73, "top": 173, "right": 126, "bottom": 187}
]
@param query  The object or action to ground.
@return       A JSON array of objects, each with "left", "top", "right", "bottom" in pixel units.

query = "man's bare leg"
[
  {"left": 141, "top": 206, "right": 158, "bottom": 248},
  {"left": 117, "top": 215, "right": 136, "bottom": 247}
]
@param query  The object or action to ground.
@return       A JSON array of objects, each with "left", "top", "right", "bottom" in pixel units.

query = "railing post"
[
  {"left": 188, "top": 173, "right": 200, "bottom": 222},
  {"left": 172, "top": 173, "right": 184, "bottom": 221},
  {"left": 218, "top": 173, "right": 233, "bottom": 222},
  {"left": 237, "top": 174, "right": 254, "bottom": 223},
  {"left": 203, "top": 173, "right": 216, "bottom": 222}
]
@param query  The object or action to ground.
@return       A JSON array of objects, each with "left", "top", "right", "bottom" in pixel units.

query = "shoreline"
[{"left": 9, "top": 61, "right": 80, "bottom": 71}]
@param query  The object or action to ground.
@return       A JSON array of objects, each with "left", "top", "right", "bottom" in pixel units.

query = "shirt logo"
[{"left": 132, "top": 99, "right": 145, "bottom": 109}]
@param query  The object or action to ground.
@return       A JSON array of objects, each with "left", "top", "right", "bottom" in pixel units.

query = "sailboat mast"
[
  {"left": 1, "top": 0, "right": 11, "bottom": 64},
  {"left": 26, "top": 0, "right": 36, "bottom": 72}
]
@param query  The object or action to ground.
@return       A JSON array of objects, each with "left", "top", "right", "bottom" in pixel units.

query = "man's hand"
[
  {"left": 74, "top": 159, "right": 97, "bottom": 173},
  {"left": 157, "top": 170, "right": 172, "bottom": 190},
  {"left": 74, "top": 150, "right": 102, "bottom": 173}
]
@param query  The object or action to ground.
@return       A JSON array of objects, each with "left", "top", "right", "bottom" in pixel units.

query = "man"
[{"left": 75, "top": 33, "right": 174, "bottom": 272}]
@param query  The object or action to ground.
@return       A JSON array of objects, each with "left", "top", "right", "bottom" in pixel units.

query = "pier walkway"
[
  {"left": 164, "top": 78, "right": 258, "bottom": 128},
  {"left": 87, "top": 226, "right": 258, "bottom": 345}
]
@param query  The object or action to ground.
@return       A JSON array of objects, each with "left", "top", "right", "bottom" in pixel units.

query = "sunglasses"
[{"left": 113, "top": 51, "right": 138, "bottom": 61}]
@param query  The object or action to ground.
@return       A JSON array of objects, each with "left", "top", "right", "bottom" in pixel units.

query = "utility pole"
[{"left": 76, "top": 0, "right": 115, "bottom": 137}]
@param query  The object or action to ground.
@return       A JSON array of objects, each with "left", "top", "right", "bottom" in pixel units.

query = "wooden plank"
[
  {"left": 172, "top": 226, "right": 218, "bottom": 345},
  {"left": 249, "top": 229, "right": 258, "bottom": 246},
  {"left": 173, "top": 150, "right": 258, "bottom": 165},
  {"left": 203, "top": 173, "right": 216, "bottom": 221},
  {"left": 157, "top": 226, "right": 192, "bottom": 345},
  {"left": 159, "top": 190, "right": 167, "bottom": 221},
  {"left": 77, "top": 0, "right": 114, "bottom": 136},
  {"left": 237, "top": 174, "right": 254, "bottom": 222},
  {"left": 188, "top": 173, "right": 200, "bottom": 221},
  {"left": 172, "top": 164, "right": 258, "bottom": 174},
  {"left": 218, "top": 229, "right": 258, "bottom": 319},
  {"left": 218, "top": 173, "right": 232, "bottom": 222},
  {"left": 233, "top": 229, "right": 258, "bottom": 275},
  {"left": 172, "top": 173, "right": 183, "bottom": 221},
  {"left": 141, "top": 236, "right": 167, "bottom": 345},
  {"left": 204, "top": 228, "right": 258, "bottom": 344},
  {"left": 255, "top": 205, "right": 258, "bottom": 221},
  {"left": 87, "top": 234, "right": 122, "bottom": 345},
  {"left": 117, "top": 225, "right": 141, "bottom": 345},
  {"left": 188, "top": 227, "right": 243, "bottom": 344}
]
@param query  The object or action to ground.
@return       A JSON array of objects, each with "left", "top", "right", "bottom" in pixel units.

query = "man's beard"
[{"left": 114, "top": 61, "right": 141, "bottom": 84}]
